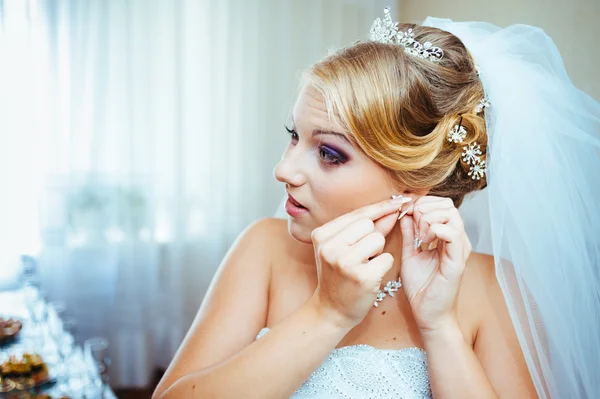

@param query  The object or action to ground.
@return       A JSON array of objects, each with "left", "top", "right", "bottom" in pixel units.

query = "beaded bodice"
[{"left": 255, "top": 327, "right": 432, "bottom": 398}]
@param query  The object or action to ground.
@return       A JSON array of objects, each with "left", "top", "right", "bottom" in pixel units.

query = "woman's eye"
[
  {"left": 285, "top": 125, "right": 346, "bottom": 165},
  {"left": 319, "top": 147, "right": 345, "bottom": 165}
]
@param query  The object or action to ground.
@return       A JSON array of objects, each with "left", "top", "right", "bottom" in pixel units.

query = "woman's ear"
[{"left": 402, "top": 188, "right": 430, "bottom": 198}]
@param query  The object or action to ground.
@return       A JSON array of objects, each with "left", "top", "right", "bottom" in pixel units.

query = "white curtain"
[{"left": 0, "top": 0, "right": 389, "bottom": 387}]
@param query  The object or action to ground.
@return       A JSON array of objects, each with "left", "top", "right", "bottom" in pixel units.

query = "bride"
[{"left": 154, "top": 8, "right": 599, "bottom": 399}]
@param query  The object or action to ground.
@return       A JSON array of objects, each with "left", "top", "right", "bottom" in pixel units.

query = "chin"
[{"left": 287, "top": 218, "right": 314, "bottom": 244}]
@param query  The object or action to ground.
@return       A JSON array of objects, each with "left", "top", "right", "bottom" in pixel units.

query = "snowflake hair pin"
[
  {"left": 448, "top": 123, "right": 467, "bottom": 143},
  {"left": 468, "top": 159, "right": 487, "bottom": 180},
  {"left": 475, "top": 98, "right": 491, "bottom": 114},
  {"left": 370, "top": 7, "right": 444, "bottom": 62},
  {"left": 462, "top": 142, "right": 482, "bottom": 164},
  {"left": 449, "top": 118, "right": 487, "bottom": 180}
]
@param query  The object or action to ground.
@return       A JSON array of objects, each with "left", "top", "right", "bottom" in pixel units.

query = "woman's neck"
[{"left": 380, "top": 220, "right": 405, "bottom": 284}]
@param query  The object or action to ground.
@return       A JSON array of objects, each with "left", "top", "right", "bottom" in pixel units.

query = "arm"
[
  {"left": 152, "top": 218, "right": 352, "bottom": 399},
  {"left": 422, "top": 255, "right": 538, "bottom": 398}
]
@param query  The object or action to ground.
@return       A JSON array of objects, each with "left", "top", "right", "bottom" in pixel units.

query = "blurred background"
[{"left": 0, "top": 0, "right": 598, "bottom": 397}]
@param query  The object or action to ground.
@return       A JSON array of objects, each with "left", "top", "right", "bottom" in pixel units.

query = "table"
[{"left": 0, "top": 289, "right": 117, "bottom": 399}]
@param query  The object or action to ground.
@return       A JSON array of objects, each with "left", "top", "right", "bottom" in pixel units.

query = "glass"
[
  {"left": 84, "top": 337, "right": 110, "bottom": 394},
  {"left": 47, "top": 301, "right": 67, "bottom": 339},
  {"left": 55, "top": 333, "right": 76, "bottom": 394},
  {"left": 22, "top": 283, "right": 40, "bottom": 317},
  {"left": 21, "top": 285, "right": 44, "bottom": 339},
  {"left": 48, "top": 300, "right": 66, "bottom": 321},
  {"left": 20, "top": 254, "right": 41, "bottom": 289}
]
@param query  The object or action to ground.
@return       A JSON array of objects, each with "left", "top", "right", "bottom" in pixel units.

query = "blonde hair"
[{"left": 305, "top": 24, "right": 487, "bottom": 207}]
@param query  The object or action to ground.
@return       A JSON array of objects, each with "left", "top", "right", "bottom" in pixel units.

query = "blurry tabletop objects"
[{"left": 0, "top": 288, "right": 117, "bottom": 399}]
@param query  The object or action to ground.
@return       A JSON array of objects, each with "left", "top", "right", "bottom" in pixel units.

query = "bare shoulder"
[
  {"left": 461, "top": 253, "right": 538, "bottom": 396},
  {"left": 456, "top": 252, "right": 497, "bottom": 343},
  {"left": 240, "top": 216, "right": 285, "bottom": 247},
  {"left": 153, "top": 217, "right": 284, "bottom": 397},
  {"left": 260, "top": 218, "right": 317, "bottom": 326},
  {"left": 266, "top": 218, "right": 315, "bottom": 265},
  {"left": 464, "top": 252, "right": 497, "bottom": 290}
]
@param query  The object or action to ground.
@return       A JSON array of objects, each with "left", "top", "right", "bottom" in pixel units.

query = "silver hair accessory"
[
  {"left": 462, "top": 142, "right": 482, "bottom": 164},
  {"left": 468, "top": 159, "right": 487, "bottom": 180},
  {"left": 475, "top": 98, "right": 491, "bottom": 114},
  {"left": 450, "top": 116, "right": 487, "bottom": 180},
  {"left": 370, "top": 7, "right": 444, "bottom": 62},
  {"left": 448, "top": 123, "right": 467, "bottom": 143}
]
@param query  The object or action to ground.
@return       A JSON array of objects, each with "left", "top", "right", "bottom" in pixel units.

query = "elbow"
[
  {"left": 151, "top": 387, "right": 166, "bottom": 399},
  {"left": 152, "top": 380, "right": 176, "bottom": 399},
  {"left": 153, "top": 377, "right": 205, "bottom": 399}
]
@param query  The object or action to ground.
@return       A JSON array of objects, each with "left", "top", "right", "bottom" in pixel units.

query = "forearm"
[
  {"left": 421, "top": 322, "right": 498, "bottom": 399},
  {"left": 158, "top": 296, "right": 352, "bottom": 399}
]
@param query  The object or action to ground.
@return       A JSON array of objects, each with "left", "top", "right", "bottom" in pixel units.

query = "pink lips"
[{"left": 285, "top": 193, "right": 309, "bottom": 217}]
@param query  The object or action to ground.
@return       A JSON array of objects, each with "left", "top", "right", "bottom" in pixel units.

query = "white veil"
[
  {"left": 274, "top": 18, "right": 600, "bottom": 398},
  {"left": 422, "top": 17, "right": 600, "bottom": 398}
]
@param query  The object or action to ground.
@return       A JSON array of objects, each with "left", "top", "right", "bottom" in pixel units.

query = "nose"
[{"left": 273, "top": 150, "right": 306, "bottom": 187}]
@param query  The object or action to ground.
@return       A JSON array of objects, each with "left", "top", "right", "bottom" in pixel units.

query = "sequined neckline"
[{"left": 257, "top": 327, "right": 426, "bottom": 355}]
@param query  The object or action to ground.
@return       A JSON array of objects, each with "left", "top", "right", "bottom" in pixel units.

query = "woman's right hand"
[{"left": 309, "top": 198, "right": 410, "bottom": 329}]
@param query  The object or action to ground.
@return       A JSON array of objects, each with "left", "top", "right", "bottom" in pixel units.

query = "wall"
[{"left": 398, "top": 0, "right": 600, "bottom": 100}]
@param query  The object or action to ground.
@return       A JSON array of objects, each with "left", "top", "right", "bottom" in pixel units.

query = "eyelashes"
[
  {"left": 285, "top": 125, "right": 299, "bottom": 141},
  {"left": 284, "top": 125, "right": 347, "bottom": 165}
]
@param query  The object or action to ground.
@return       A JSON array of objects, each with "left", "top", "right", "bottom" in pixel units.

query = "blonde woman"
[{"left": 154, "top": 9, "right": 600, "bottom": 399}]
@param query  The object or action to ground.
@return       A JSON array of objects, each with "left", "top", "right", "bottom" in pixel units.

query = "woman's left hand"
[{"left": 399, "top": 196, "right": 472, "bottom": 333}]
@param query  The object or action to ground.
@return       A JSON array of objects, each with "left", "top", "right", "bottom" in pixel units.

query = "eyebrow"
[
  {"left": 290, "top": 116, "right": 354, "bottom": 147},
  {"left": 312, "top": 129, "right": 353, "bottom": 146}
]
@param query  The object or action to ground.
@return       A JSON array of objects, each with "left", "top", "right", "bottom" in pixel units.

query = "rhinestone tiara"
[{"left": 369, "top": 7, "right": 444, "bottom": 62}]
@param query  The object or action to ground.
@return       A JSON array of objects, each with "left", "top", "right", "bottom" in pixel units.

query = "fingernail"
[
  {"left": 397, "top": 208, "right": 409, "bottom": 220},
  {"left": 390, "top": 195, "right": 412, "bottom": 205},
  {"left": 397, "top": 203, "right": 414, "bottom": 219}
]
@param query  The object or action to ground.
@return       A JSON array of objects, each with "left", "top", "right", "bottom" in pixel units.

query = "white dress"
[{"left": 256, "top": 327, "right": 432, "bottom": 399}]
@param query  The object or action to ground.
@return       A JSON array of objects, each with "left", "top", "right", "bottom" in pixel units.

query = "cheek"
[
  {"left": 311, "top": 169, "right": 390, "bottom": 222},
  {"left": 313, "top": 165, "right": 395, "bottom": 216}
]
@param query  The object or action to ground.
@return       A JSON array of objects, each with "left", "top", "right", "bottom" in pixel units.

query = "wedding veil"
[
  {"left": 274, "top": 17, "right": 600, "bottom": 398},
  {"left": 423, "top": 17, "right": 600, "bottom": 398}
]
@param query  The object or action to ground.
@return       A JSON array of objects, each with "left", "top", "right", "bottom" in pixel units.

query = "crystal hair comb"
[{"left": 370, "top": 7, "right": 444, "bottom": 62}]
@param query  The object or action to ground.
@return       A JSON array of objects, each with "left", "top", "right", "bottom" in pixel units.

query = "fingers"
[
  {"left": 339, "top": 231, "right": 386, "bottom": 267},
  {"left": 399, "top": 214, "right": 418, "bottom": 262},
  {"left": 407, "top": 197, "right": 463, "bottom": 240},
  {"left": 311, "top": 198, "right": 407, "bottom": 244},
  {"left": 421, "top": 223, "right": 459, "bottom": 246},
  {"left": 399, "top": 196, "right": 470, "bottom": 260},
  {"left": 421, "top": 223, "right": 468, "bottom": 271},
  {"left": 333, "top": 218, "right": 376, "bottom": 247},
  {"left": 364, "top": 252, "right": 394, "bottom": 278},
  {"left": 416, "top": 208, "right": 462, "bottom": 243},
  {"left": 373, "top": 211, "right": 401, "bottom": 237},
  {"left": 317, "top": 216, "right": 388, "bottom": 270}
]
